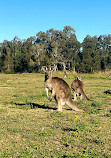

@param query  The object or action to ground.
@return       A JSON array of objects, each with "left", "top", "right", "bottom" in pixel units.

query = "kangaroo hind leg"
[{"left": 57, "top": 99, "right": 65, "bottom": 112}]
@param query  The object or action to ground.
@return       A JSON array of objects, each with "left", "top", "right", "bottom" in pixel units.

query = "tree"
[
  {"left": 81, "top": 35, "right": 101, "bottom": 72},
  {"left": 1, "top": 46, "right": 13, "bottom": 73}
]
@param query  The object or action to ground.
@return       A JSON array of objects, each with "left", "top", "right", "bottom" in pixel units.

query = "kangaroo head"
[
  {"left": 42, "top": 66, "right": 53, "bottom": 81},
  {"left": 45, "top": 69, "right": 52, "bottom": 81},
  {"left": 76, "top": 76, "right": 81, "bottom": 81}
]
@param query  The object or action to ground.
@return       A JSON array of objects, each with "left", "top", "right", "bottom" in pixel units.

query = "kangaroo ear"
[
  {"left": 77, "top": 76, "right": 81, "bottom": 80},
  {"left": 42, "top": 66, "right": 48, "bottom": 72},
  {"left": 49, "top": 66, "right": 54, "bottom": 72}
]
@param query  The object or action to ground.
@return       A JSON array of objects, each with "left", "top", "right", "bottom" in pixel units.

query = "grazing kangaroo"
[
  {"left": 42, "top": 66, "right": 84, "bottom": 112},
  {"left": 71, "top": 77, "right": 90, "bottom": 101}
]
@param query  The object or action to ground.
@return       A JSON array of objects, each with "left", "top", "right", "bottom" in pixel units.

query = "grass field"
[{"left": 0, "top": 72, "right": 111, "bottom": 158}]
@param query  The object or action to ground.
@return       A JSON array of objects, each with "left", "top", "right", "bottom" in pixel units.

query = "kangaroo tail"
[
  {"left": 66, "top": 98, "right": 84, "bottom": 112},
  {"left": 80, "top": 88, "right": 91, "bottom": 101}
]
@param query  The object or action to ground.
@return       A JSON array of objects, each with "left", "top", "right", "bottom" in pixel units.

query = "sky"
[{"left": 0, "top": 0, "right": 111, "bottom": 43}]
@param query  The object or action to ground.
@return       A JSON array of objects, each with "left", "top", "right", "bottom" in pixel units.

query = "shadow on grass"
[
  {"left": 62, "top": 128, "right": 78, "bottom": 132},
  {"left": 14, "top": 102, "right": 57, "bottom": 110},
  {"left": 13, "top": 102, "right": 76, "bottom": 111}
]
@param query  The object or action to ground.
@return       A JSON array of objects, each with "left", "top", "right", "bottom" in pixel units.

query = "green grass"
[{"left": 0, "top": 72, "right": 111, "bottom": 157}]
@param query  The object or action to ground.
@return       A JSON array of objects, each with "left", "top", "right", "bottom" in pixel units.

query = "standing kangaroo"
[
  {"left": 42, "top": 66, "right": 84, "bottom": 112},
  {"left": 71, "top": 77, "right": 90, "bottom": 101}
]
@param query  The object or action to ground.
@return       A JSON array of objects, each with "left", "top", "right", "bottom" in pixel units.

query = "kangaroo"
[
  {"left": 42, "top": 66, "right": 84, "bottom": 112},
  {"left": 71, "top": 77, "right": 90, "bottom": 101},
  {"left": 64, "top": 71, "right": 68, "bottom": 79}
]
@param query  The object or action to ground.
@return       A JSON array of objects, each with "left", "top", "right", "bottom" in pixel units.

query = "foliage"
[{"left": 0, "top": 26, "right": 111, "bottom": 73}]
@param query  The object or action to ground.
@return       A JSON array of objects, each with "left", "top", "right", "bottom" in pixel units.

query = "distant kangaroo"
[
  {"left": 64, "top": 71, "right": 68, "bottom": 79},
  {"left": 42, "top": 66, "right": 84, "bottom": 112},
  {"left": 71, "top": 77, "right": 90, "bottom": 101}
]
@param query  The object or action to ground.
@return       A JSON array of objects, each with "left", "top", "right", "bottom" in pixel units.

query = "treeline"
[{"left": 0, "top": 26, "right": 111, "bottom": 73}]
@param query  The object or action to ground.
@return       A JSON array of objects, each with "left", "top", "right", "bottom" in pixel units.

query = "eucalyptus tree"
[
  {"left": 81, "top": 35, "right": 101, "bottom": 72},
  {"left": 98, "top": 35, "right": 111, "bottom": 71},
  {"left": 0, "top": 42, "right": 14, "bottom": 73},
  {"left": 62, "top": 26, "right": 81, "bottom": 71}
]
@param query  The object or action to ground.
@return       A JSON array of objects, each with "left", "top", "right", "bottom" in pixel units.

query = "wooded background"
[{"left": 0, "top": 26, "right": 111, "bottom": 73}]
